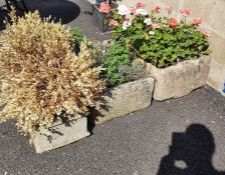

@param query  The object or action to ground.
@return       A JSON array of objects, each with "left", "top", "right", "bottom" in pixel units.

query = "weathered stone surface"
[
  {"left": 160, "top": 0, "right": 184, "bottom": 11},
  {"left": 207, "top": 59, "right": 225, "bottom": 92},
  {"left": 146, "top": 56, "right": 211, "bottom": 101},
  {"left": 121, "top": 0, "right": 152, "bottom": 9},
  {"left": 206, "top": 32, "right": 225, "bottom": 93},
  {"left": 208, "top": 32, "right": 225, "bottom": 66},
  {"left": 87, "top": 0, "right": 95, "bottom": 4},
  {"left": 183, "top": 0, "right": 216, "bottom": 27},
  {"left": 96, "top": 77, "right": 154, "bottom": 124},
  {"left": 210, "top": 1, "right": 225, "bottom": 38},
  {"left": 34, "top": 117, "right": 90, "bottom": 153}
]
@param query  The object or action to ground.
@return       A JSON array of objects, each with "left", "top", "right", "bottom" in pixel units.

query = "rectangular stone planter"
[
  {"left": 34, "top": 117, "right": 90, "bottom": 153},
  {"left": 146, "top": 56, "right": 211, "bottom": 101},
  {"left": 95, "top": 77, "right": 154, "bottom": 124}
]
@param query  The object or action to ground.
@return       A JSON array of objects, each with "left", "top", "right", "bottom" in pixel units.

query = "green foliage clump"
[
  {"left": 99, "top": 42, "right": 131, "bottom": 87},
  {"left": 70, "top": 27, "right": 84, "bottom": 54},
  {"left": 70, "top": 27, "right": 84, "bottom": 44},
  {"left": 69, "top": 27, "right": 147, "bottom": 88},
  {"left": 95, "top": 41, "right": 146, "bottom": 87}
]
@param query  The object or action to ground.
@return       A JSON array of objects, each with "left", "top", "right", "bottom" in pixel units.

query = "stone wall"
[{"left": 121, "top": 0, "right": 225, "bottom": 94}]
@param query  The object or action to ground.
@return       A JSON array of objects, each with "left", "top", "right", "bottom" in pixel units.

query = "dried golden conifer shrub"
[{"left": 0, "top": 10, "right": 105, "bottom": 142}]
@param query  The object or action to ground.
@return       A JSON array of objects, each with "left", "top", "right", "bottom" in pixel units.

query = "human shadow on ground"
[
  {"left": 157, "top": 124, "right": 225, "bottom": 175},
  {"left": 24, "top": 0, "right": 80, "bottom": 24}
]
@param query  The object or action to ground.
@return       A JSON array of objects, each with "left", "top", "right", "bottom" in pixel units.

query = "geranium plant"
[
  {"left": 0, "top": 10, "right": 105, "bottom": 142},
  {"left": 111, "top": 2, "right": 211, "bottom": 68}
]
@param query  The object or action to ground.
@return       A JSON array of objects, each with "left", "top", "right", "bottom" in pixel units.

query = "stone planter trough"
[
  {"left": 95, "top": 77, "right": 155, "bottom": 124},
  {"left": 146, "top": 56, "right": 211, "bottom": 101},
  {"left": 34, "top": 116, "right": 90, "bottom": 153},
  {"left": 34, "top": 77, "right": 154, "bottom": 153}
]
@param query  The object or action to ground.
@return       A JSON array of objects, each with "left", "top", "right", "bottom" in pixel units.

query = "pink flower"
[
  {"left": 154, "top": 6, "right": 161, "bottom": 13},
  {"left": 122, "top": 19, "right": 132, "bottom": 30},
  {"left": 179, "top": 8, "right": 191, "bottom": 16},
  {"left": 165, "top": 6, "right": 173, "bottom": 14},
  {"left": 192, "top": 18, "right": 202, "bottom": 26},
  {"left": 167, "top": 18, "right": 177, "bottom": 27},
  {"left": 99, "top": 2, "right": 111, "bottom": 14},
  {"left": 136, "top": 2, "right": 146, "bottom": 9},
  {"left": 109, "top": 20, "right": 119, "bottom": 27},
  {"left": 203, "top": 31, "right": 212, "bottom": 37},
  {"left": 130, "top": 7, "right": 137, "bottom": 15},
  {"left": 151, "top": 23, "right": 161, "bottom": 29}
]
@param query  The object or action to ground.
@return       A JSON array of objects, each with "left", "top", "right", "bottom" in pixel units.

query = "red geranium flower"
[
  {"left": 136, "top": 2, "right": 146, "bottom": 9},
  {"left": 167, "top": 18, "right": 177, "bottom": 27},
  {"left": 154, "top": 6, "right": 161, "bottom": 13},
  {"left": 99, "top": 2, "right": 111, "bottom": 14},
  {"left": 130, "top": 7, "right": 137, "bottom": 15}
]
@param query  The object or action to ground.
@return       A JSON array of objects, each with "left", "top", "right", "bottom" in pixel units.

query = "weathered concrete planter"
[
  {"left": 34, "top": 77, "right": 154, "bottom": 152},
  {"left": 95, "top": 77, "right": 154, "bottom": 124},
  {"left": 34, "top": 117, "right": 90, "bottom": 153},
  {"left": 33, "top": 77, "right": 154, "bottom": 153},
  {"left": 146, "top": 56, "right": 211, "bottom": 101}
]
